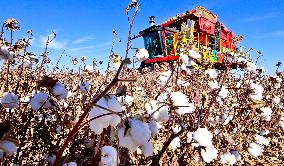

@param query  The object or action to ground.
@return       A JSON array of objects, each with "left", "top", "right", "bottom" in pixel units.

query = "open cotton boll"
[
  {"left": 129, "top": 118, "right": 152, "bottom": 146},
  {"left": 101, "top": 146, "right": 118, "bottom": 166},
  {"left": 193, "top": 128, "right": 213, "bottom": 147},
  {"left": 219, "top": 114, "right": 230, "bottom": 125},
  {"left": 0, "top": 92, "right": 18, "bottom": 109},
  {"left": 0, "top": 140, "right": 17, "bottom": 156},
  {"left": 124, "top": 95, "right": 134, "bottom": 106},
  {"left": 259, "top": 129, "right": 269, "bottom": 136},
  {"left": 44, "top": 154, "right": 56, "bottom": 164},
  {"left": 170, "top": 92, "right": 194, "bottom": 115},
  {"left": 89, "top": 96, "right": 121, "bottom": 134},
  {"left": 62, "top": 162, "right": 77, "bottom": 166},
  {"left": 245, "top": 61, "right": 257, "bottom": 72},
  {"left": 0, "top": 46, "right": 14, "bottom": 61},
  {"left": 254, "top": 134, "right": 269, "bottom": 146},
  {"left": 30, "top": 92, "right": 53, "bottom": 111},
  {"left": 148, "top": 120, "right": 161, "bottom": 136},
  {"left": 208, "top": 80, "right": 219, "bottom": 91},
  {"left": 180, "top": 53, "right": 189, "bottom": 65},
  {"left": 218, "top": 86, "right": 229, "bottom": 99},
  {"left": 118, "top": 127, "right": 139, "bottom": 152},
  {"left": 249, "top": 83, "right": 264, "bottom": 101},
  {"left": 187, "top": 132, "right": 193, "bottom": 143},
  {"left": 188, "top": 50, "right": 201, "bottom": 60},
  {"left": 273, "top": 96, "right": 281, "bottom": 104},
  {"left": 231, "top": 150, "right": 241, "bottom": 161},
  {"left": 260, "top": 107, "right": 272, "bottom": 121},
  {"left": 220, "top": 152, "right": 237, "bottom": 165},
  {"left": 79, "top": 82, "right": 90, "bottom": 93},
  {"left": 279, "top": 117, "right": 284, "bottom": 129},
  {"left": 248, "top": 142, "right": 262, "bottom": 158},
  {"left": 142, "top": 141, "right": 154, "bottom": 157},
  {"left": 158, "top": 70, "right": 171, "bottom": 86},
  {"left": 200, "top": 146, "right": 218, "bottom": 163},
  {"left": 170, "top": 137, "right": 181, "bottom": 150},
  {"left": 52, "top": 82, "right": 68, "bottom": 100},
  {"left": 135, "top": 48, "right": 149, "bottom": 61},
  {"left": 205, "top": 69, "right": 218, "bottom": 79},
  {"left": 145, "top": 100, "right": 169, "bottom": 122}
]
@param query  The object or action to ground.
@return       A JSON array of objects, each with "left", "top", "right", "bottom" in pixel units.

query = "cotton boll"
[
  {"left": 254, "top": 134, "right": 269, "bottom": 146},
  {"left": 62, "top": 162, "right": 77, "bottom": 166},
  {"left": 208, "top": 80, "right": 219, "bottom": 91},
  {"left": 279, "top": 117, "right": 284, "bottom": 129},
  {"left": 170, "top": 92, "right": 194, "bottom": 115},
  {"left": 0, "top": 46, "right": 14, "bottom": 61},
  {"left": 187, "top": 132, "right": 193, "bottom": 143},
  {"left": 180, "top": 53, "right": 189, "bottom": 65},
  {"left": 89, "top": 97, "right": 112, "bottom": 134},
  {"left": 79, "top": 82, "right": 90, "bottom": 93},
  {"left": 0, "top": 141, "right": 17, "bottom": 156},
  {"left": 193, "top": 128, "right": 213, "bottom": 147},
  {"left": 249, "top": 83, "right": 264, "bottom": 101},
  {"left": 30, "top": 92, "right": 53, "bottom": 111},
  {"left": 101, "top": 146, "right": 118, "bottom": 166},
  {"left": 170, "top": 137, "right": 181, "bottom": 149},
  {"left": 218, "top": 86, "right": 229, "bottom": 99},
  {"left": 124, "top": 95, "right": 134, "bottom": 106},
  {"left": 145, "top": 100, "right": 169, "bottom": 122},
  {"left": 219, "top": 114, "right": 230, "bottom": 125},
  {"left": 129, "top": 118, "right": 151, "bottom": 146},
  {"left": 158, "top": 71, "right": 171, "bottom": 86},
  {"left": 231, "top": 150, "right": 241, "bottom": 161},
  {"left": 260, "top": 107, "right": 272, "bottom": 121},
  {"left": 148, "top": 120, "right": 161, "bottom": 136},
  {"left": 135, "top": 48, "right": 149, "bottom": 61},
  {"left": 44, "top": 154, "right": 56, "bottom": 163},
  {"left": 188, "top": 50, "right": 201, "bottom": 60},
  {"left": 52, "top": 82, "right": 68, "bottom": 100},
  {"left": 205, "top": 69, "right": 218, "bottom": 79},
  {"left": 245, "top": 61, "right": 257, "bottom": 72},
  {"left": 0, "top": 92, "right": 18, "bottom": 109},
  {"left": 248, "top": 142, "right": 262, "bottom": 158},
  {"left": 273, "top": 96, "right": 281, "bottom": 104},
  {"left": 200, "top": 146, "right": 218, "bottom": 163},
  {"left": 220, "top": 152, "right": 237, "bottom": 165},
  {"left": 259, "top": 129, "right": 269, "bottom": 136},
  {"left": 117, "top": 127, "right": 139, "bottom": 152},
  {"left": 141, "top": 141, "right": 154, "bottom": 157}
]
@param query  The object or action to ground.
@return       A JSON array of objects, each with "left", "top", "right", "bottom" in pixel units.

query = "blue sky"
[{"left": 1, "top": 0, "right": 284, "bottom": 73}]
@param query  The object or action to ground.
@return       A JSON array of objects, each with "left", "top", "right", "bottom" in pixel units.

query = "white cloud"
[
  {"left": 71, "top": 36, "right": 95, "bottom": 45},
  {"left": 39, "top": 33, "right": 67, "bottom": 50},
  {"left": 69, "top": 41, "right": 113, "bottom": 51}
]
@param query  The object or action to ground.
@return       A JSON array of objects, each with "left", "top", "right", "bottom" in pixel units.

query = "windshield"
[{"left": 143, "top": 31, "right": 163, "bottom": 58}]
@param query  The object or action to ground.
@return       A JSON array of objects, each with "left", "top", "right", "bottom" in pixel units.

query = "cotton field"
[{"left": 0, "top": 1, "right": 283, "bottom": 166}]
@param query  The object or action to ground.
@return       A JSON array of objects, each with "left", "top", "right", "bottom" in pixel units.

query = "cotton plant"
[
  {"left": 248, "top": 82, "right": 264, "bottom": 101},
  {"left": 30, "top": 92, "right": 54, "bottom": 111},
  {"left": 245, "top": 61, "right": 257, "bottom": 72},
  {"left": 79, "top": 81, "right": 90, "bottom": 93},
  {"left": 220, "top": 151, "right": 240, "bottom": 165},
  {"left": 205, "top": 69, "right": 218, "bottom": 79},
  {"left": 145, "top": 100, "right": 169, "bottom": 122},
  {"left": 89, "top": 95, "right": 121, "bottom": 134},
  {"left": 279, "top": 117, "right": 284, "bottom": 129},
  {"left": 0, "top": 92, "right": 19, "bottom": 109},
  {"left": 247, "top": 142, "right": 263, "bottom": 158},
  {"left": 0, "top": 140, "right": 17, "bottom": 156},
  {"left": 101, "top": 146, "right": 118, "bottom": 166},
  {"left": 135, "top": 48, "right": 149, "bottom": 61},
  {"left": 157, "top": 70, "right": 171, "bottom": 86},
  {"left": 218, "top": 86, "right": 229, "bottom": 99},
  {"left": 254, "top": 134, "right": 269, "bottom": 146},
  {"left": 0, "top": 46, "right": 15, "bottom": 61},
  {"left": 52, "top": 82, "right": 68, "bottom": 100},
  {"left": 259, "top": 107, "right": 272, "bottom": 121},
  {"left": 62, "top": 162, "right": 77, "bottom": 166},
  {"left": 200, "top": 146, "right": 218, "bottom": 163},
  {"left": 170, "top": 91, "right": 195, "bottom": 115},
  {"left": 118, "top": 118, "right": 154, "bottom": 157},
  {"left": 208, "top": 80, "right": 219, "bottom": 91}
]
